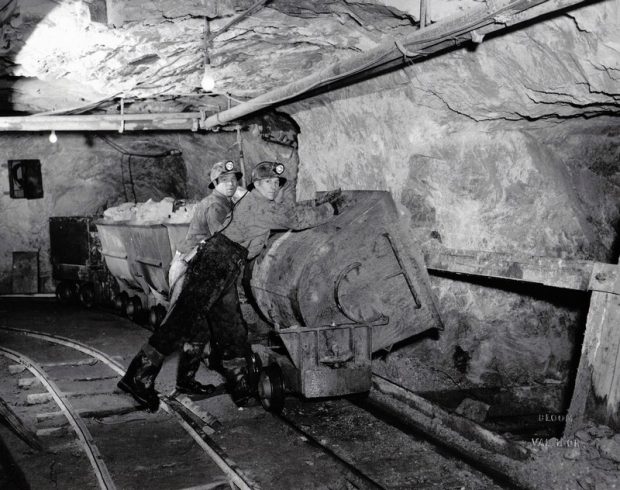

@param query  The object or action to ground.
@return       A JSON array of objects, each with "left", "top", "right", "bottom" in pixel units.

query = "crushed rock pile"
[{"left": 102, "top": 198, "right": 197, "bottom": 224}]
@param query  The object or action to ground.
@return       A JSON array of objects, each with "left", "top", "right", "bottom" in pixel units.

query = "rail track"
[
  {"left": 0, "top": 326, "right": 255, "bottom": 490},
  {"left": 0, "top": 324, "right": 506, "bottom": 489}
]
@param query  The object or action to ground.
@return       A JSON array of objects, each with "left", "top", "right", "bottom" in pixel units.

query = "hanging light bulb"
[
  {"left": 201, "top": 66, "right": 216, "bottom": 92},
  {"left": 49, "top": 130, "right": 58, "bottom": 144}
]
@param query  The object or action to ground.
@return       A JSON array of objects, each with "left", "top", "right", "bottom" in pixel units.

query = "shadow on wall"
[
  {"left": 0, "top": 0, "right": 73, "bottom": 114},
  {"left": 103, "top": 137, "right": 189, "bottom": 203}
]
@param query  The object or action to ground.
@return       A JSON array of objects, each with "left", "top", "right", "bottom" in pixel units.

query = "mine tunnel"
[{"left": 0, "top": 0, "right": 619, "bottom": 489}]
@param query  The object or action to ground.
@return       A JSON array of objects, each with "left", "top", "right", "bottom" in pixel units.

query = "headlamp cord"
[{"left": 216, "top": 189, "right": 246, "bottom": 236}]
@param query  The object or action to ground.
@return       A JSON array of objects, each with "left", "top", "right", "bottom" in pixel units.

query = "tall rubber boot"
[
  {"left": 118, "top": 344, "right": 164, "bottom": 412},
  {"left": 176, "top": 342, "right": 216, "bottom": 396},
  {"left": 220, "top": 357, "right": 255, "bottom": 407}
]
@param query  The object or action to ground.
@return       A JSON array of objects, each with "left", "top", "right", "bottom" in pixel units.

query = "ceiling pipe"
[
  {"left": 206, "top": 0, "right": 270, "bottom": 45},
  {"left": 200, "top": 0, "right": 591, "bottom": 130}
]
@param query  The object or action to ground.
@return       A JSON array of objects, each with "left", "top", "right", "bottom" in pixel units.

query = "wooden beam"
[
  {"left": 426, "top": 248, "right": 598, "bottom": 291},
  {"left": 201, "top": 0, "right": 591, "bottom": 129},
  {"left": 565, "top": 260, "right": 620, "bottom": 434},
  {"left": 372, "top": 374, "right": 530, "bottom": 460},
  {"left": 368, "top": 377, "right": 547, "bottom": 489},
  {"left": 0, "top": 113, "right": 203, "bottom": 132}
]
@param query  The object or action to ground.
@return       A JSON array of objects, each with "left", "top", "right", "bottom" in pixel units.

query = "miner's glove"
[{"left": 315, "top": 188, "right": 342, "bottom": 206}]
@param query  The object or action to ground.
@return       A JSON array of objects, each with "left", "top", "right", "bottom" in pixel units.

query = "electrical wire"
[
  {"left": 127, "top": 154, "right": 137, "bottom": 203},
  {"left": 98, "top": 135, "right": 182, "bottom": 158}
]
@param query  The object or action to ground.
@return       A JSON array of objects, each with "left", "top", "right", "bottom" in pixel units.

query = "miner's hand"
[{"left": 315, "top": 188, "right": 342, "bottom": 207}]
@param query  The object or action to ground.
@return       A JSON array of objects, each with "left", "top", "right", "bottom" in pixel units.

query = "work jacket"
[
  {"left": 178, "top": 190, "right": 232, "bottom": 255},
  {"left": 222, "top": 188, "right": 334, "bottom": 260}
]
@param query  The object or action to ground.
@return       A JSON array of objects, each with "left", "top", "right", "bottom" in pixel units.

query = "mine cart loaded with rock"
[{"left": 95, "top": 198, "right": 196, "bottom": 327}]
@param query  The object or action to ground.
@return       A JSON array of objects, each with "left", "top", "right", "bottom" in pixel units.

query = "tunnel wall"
[{"left": 281, "top": 2, "right": 620, "bottom": 411}]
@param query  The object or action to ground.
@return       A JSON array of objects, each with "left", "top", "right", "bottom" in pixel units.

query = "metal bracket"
[
  {"left": 382, "top": 232, "right": 422, "bottom": 309},
  {"left": 394, "top": 39, "right": 419, "bottom": 61},
  {"left": 199, "top": 108, "right": 209, "bottom": 130},
  {"left": 118, "top": 97, "right": 125, "bottom": 134}
]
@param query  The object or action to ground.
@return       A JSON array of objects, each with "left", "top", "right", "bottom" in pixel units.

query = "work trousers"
[{"left": 148, "top": 233, "right": 248, "bottom": 358}]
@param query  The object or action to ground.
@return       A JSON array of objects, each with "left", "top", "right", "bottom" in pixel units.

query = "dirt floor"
[{"left": 521, "top": 421, "right": 620, "bottom": 490}]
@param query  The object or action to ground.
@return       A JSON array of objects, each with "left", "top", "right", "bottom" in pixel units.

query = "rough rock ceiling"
[{"left": 0, "top": 0, "right": 618, "bottom": 120}]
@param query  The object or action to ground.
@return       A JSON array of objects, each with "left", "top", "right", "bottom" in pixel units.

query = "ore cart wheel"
[
  {"left": 116, "top": 292, "right": 129, "bottom": 314},
  {"left": 258, "top": 364, "right": 284, "bottom": 413},
  {"left": 113, "top": 294, "right": 122, "bottom": 311},
  {"left": 56, "top": 282, "right": 72, "bottom": 303},
  {"left": 125, "top": 296, "right": 143, "bottom": 322},
  {"left": 56, "top": 282, "right": 78, "bottom": 304},
  {"left": 148, "top": 305, "right": 166, "bottom": 329},
  {"left": 79, "top": 283, "right": 95, "bottom": 308},
  {"left": 246, "top": 351, "right": 263, "bottom": 391}
]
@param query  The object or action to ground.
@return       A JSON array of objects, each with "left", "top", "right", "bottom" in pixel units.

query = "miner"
[{"left": 163, "top": 159, "right": 244, "bottom": 397}]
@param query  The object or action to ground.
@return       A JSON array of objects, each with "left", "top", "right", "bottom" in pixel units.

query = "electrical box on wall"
[{"left": 8, "top": 159, "right": 44, "bottom": 199}]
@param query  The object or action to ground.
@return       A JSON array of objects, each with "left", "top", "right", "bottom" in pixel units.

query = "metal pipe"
[
  {"left": 420, "top": 0, "right": 428, "bottom": 28},
  {"left": 201, "top": 0, "right": 589, "bottom": 129},
  {"left": 206, "top": 0, "right": 270, "bottom": 44}
]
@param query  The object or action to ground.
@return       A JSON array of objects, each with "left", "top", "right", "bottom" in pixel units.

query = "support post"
[
  {"left": 565, "top": 258, "right": 620, "bottom": 434},
  {"left": 420, "top": 0, "right": 429, "bottom": 28}
]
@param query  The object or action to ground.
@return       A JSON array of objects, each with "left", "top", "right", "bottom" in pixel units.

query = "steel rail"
[
  {"left": 0, "top": 326, "right": 258, "bottom": 490},
  {"left": 274, "top": 411, "right": 385, "bottom": 490},
  {"left": 0, "top": 345, "right": 117, "bottom": 490}
]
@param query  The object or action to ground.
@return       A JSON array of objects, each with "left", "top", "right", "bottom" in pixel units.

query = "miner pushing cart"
[{"left": 107, "top": 172, "right": 442, "bottom": 413}]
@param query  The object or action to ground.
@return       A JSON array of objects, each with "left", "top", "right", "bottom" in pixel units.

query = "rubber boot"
[
  {"left": 117, "top": 344, "right": 164, "bottom": 412},
  {"left": 176, "top": 342, "right": 216, "bottom": 396},
  {"left": 220, "top": 357, "right": 255, "bottom": 407}
]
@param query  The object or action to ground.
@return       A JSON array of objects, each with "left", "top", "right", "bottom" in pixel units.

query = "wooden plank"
[
  {"left": 426, "top": 248, "right": 596, "bottom": 291},
  {"left": 566, "top": 290, "right": 620, "bottom": 434},
  {"left": 0, "top": 113, "right": 203, "bottom": 132},
  {"left": 18, "top": 377, "right": 41, "bottom": 388},
  {"left": 0, "top": 397, "right": 44, "bottom": 451}
]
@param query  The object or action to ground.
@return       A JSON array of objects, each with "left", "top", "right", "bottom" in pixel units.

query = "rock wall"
[
  {"left": 281, "top": 2, "right": 620, "bottom": 411},
  {"left": 0, "top": 133, "right": 122, "bottom": 293}
]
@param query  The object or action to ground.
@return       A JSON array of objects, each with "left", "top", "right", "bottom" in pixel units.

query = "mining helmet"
[
  {"left": 248, "top": 161, "right": 286, "bottom": 189},
  {"left": 209, "top": 160, "right": 243, "bottom": 189}
]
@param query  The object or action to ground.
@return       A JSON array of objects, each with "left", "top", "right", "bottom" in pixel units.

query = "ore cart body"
[
  {"left": 49, "top": 216, "right": 111, "bottom": 307},
  {"left": 249, "top": 191, "right": 444, "bottom": 410},
  {"left": 95, "top": 220, "right": 189, "bottom": 326}
]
